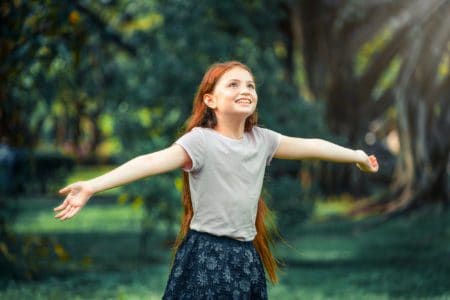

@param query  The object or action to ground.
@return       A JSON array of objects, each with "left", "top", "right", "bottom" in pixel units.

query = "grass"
[
  {"left": 272, "top": 210, "right": 450, "bottom": 300},
  {"left": 2, "top": 196, "right": 450, "bottom": 299},
  {"left": 13, "top": 199, "right": 144, "bottom": 234}
]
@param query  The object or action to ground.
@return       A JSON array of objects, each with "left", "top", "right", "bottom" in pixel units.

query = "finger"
[
  {"left": 54, "top": 210, "right": 67, "bottom": 220},
  {"left": 55, "top": 205, "right": 72, "bottom": 219},
  {"left": 54, "top": 199, "right": 69, "bottom": 212},
  {"left": 65, "top": 207, "right": 80, "bottom": 220},
  {"left": 371, "top": 158, "right": 379, "bottom": 166},
  {"left": 61, "top": 206, "right": 77, "bottom": 221},
  {"left": 372, "top": 161, "right": 379, "bottom": 171},
  {"left": 59, "top": 185, "right": 71, "bottom": 195}
]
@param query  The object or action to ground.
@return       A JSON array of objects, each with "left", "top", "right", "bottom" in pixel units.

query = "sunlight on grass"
[
  {"left": 313, "top": 194, "right": 356, "bottom": 220},
  {"left": 13, "top": 204, "right": 145, "bottom": 234}
]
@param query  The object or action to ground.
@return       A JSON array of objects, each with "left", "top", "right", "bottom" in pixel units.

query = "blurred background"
[{"left": 1, "top": 0, "right": 449, "bottom": 299}]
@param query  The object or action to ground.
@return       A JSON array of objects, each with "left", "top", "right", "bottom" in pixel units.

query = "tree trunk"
[{"left": 384, "top": 1, "right": 450, "bottom": 213}]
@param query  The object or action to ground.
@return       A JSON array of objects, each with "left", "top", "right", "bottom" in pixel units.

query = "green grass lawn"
[{"left": 2, "top": 196, "right": 450, "bottom": 300}]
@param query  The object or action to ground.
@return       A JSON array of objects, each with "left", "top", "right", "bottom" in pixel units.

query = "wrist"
[
  {"left": 354, "top": 149, "right": 367, "bottom": 164},
  {"left": 84, "top": 180, "right": 97, "bottom": 195}
]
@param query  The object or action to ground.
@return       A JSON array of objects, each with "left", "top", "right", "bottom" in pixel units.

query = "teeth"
[{"left": 236, "top": 99, "right": 251, "bottom": 104}]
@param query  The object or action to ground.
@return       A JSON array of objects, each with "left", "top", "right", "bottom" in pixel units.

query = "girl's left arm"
[{"left": 274, "top": 135, "right": 379, "bottom": 173}]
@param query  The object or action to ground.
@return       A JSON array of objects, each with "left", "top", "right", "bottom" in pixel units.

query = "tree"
[
  {"left": 388, "top": 0, "right": 450, "bottom": 213},
  {"left": 286, "top": 0, "right": 450, "bottom": 211},
  {"left": 0, "top": 0, "right": 136, "bottom": 157},
  {"left": 0, "top": 0, "right": 140, "bottom": 278}
]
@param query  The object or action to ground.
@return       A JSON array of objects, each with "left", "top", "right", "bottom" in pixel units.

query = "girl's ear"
[{"left": 203, "top": 93, "right": 217, "bottom": 109}]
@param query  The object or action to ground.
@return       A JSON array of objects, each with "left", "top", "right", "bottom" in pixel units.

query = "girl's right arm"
[
  {"left": 274, "top": 135, "right": 379, "bottom": 172},
  {"left": 54, "top": 144, "right": 190, "bottom": 221}
]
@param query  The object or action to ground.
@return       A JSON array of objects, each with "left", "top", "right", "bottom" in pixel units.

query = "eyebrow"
[{"left": 228, "top": 79, "right": 255, "bottom": 84}]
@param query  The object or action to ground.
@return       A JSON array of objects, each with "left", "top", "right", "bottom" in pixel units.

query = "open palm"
[{"left": 54, "top": 181, "right": 93, "bottom": 221}]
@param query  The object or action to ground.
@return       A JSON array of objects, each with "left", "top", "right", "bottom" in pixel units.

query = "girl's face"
[{"left": 204, "top": 67, "right": 258, "bottom": 120}]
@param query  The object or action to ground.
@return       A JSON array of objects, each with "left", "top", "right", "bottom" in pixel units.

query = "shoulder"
[
  {"left": 192, "top": 127, "right": 212, "bottom": 137},
  {"left": 176, "top": 127, "right": 207, "bottom": 145},
  {"left": 250, "top": 126, "right": 281, "bottom": 139},
  {"left": 179, "top": 127, "right": 206, "bottom": 138}
]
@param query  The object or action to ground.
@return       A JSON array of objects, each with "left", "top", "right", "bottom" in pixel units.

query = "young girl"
[{"left": 54, "top": 61, "right": 379, "bottom": 299}]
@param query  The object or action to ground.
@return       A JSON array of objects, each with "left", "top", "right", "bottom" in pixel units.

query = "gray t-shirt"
[{"left": 175, "top": 126, "right": 281, "bottom": 241}]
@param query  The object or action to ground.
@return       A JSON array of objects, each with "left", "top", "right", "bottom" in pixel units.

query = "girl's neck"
[{"left": 214, "top": 117, "right": 246, "bottom": 140}]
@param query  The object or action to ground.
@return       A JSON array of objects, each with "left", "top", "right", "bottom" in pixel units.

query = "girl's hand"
[
  {"left": 355, "top": 150, "right": 379, "bottom": 173},
  {"left": 54, "top": 181, "right": 94, "bottom": 221}
]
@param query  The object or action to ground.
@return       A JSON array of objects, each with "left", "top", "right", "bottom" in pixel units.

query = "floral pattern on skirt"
[{"left": 163, "top": 230, "right": 268, "bottom": 300}]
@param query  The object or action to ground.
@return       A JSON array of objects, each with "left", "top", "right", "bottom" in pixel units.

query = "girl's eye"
[
  {"left": 248, "top": 84, "right": 255, "bottom": 89},
  {"left": 229, "top": 82, "right": 238, "bottom": 88}
]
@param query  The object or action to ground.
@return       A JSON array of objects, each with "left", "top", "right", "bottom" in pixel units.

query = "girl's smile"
[{"left": 235, "top": 97, "right": 253, "bottom": 105}]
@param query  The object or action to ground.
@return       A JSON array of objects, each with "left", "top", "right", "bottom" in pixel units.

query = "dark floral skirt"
[{"left": 163, "top": 230, "right": 268, "bottom": 300}]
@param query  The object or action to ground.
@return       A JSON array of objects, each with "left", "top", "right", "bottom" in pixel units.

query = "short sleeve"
[
  {"left": 259, "top": 127, "right": 282, "bottom": 165},
  {"left": 175, "top": 128, "right": 205, "bottom": 172}
]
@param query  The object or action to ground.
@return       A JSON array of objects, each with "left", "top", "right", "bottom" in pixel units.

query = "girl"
[{"left": 54, "top": 61, "right": 379, "bottom": 299}]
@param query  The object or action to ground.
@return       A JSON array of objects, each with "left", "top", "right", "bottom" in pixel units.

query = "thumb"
[{"left": 59, "top": 185, "right": 71, "bottom": 195}]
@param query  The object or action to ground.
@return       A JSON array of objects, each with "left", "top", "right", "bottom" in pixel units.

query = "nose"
[{"left": 239, "top": 86, "right": 252, "bottom": 95}]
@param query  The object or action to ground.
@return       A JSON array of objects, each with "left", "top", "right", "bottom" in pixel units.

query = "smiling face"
[{"left": 203, "top": 67, "right": 258, "bottom": 120}]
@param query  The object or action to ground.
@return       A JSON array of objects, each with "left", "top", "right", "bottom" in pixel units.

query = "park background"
[{"left": 1, "top": 0, "right": 449, "bottom": 299}]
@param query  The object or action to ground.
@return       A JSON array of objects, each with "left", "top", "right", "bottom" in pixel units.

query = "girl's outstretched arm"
[
  {"left": 54, "top": 144, "right": 190, "bottom": 221},
  {"left": 274, "top": 136, "right": 379, "bottom": 173}
]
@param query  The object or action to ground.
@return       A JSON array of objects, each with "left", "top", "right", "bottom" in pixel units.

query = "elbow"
[
  {"left": 310, "top": 138, "right": 323, "bottom": 148},
  {"left": 309, "top": 139, "right": 327, "bottom": 159}
]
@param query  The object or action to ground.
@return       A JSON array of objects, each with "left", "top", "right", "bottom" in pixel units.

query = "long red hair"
[{"left": 173, "top": 61, "right": 279, "bottom": 283}]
